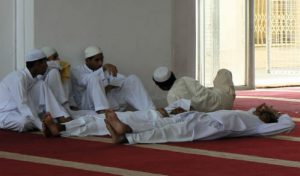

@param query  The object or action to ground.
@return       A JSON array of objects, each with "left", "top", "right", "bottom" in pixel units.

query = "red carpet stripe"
[
  {"left": 237, "top": 90, "right": 300, "bottom": 99},
  {"left": 0, "top": 151, "right": 161, "bottom": 176},
  {"left": 166, "top": 136, "right": 300, "bottom": 162},
  {"left": 237, "top": 96, "right": 300, "bottom": 103},
  {"left": 1, "top": 131, "right": 300, "bottom": 176}
]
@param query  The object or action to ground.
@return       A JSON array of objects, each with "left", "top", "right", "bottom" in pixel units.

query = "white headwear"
[
  {"left": 153, "top": 66, "right": 172, "bottom": 82},
  {"left": 41, "top": 47, "right": 57, "bottom": 57},
  {"left": 85, "top": 46, "right": 102, "bottom": 58},
  {"left": 26, "top": 49, "right": 46, "bottom": 62}
]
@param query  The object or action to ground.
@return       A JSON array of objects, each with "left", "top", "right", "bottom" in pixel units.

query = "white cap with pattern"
[
  {"left": 153, "top": 66, "right": 172, "bottom": 83},
  {"left": 84, "top": 46, "right": 102, "bottom": 58},
  {"left": 41, "top": 47, "right": 57, "bottom": 57},
  {"left": 26, "top": 49, "right": 46, "bottom": 62}
]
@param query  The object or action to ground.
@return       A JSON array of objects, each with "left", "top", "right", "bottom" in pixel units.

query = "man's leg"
[
  {"left": 82, "top": 75, "right": 110, "bottom": 113},
  {"left": 45, "top": 69, "right": 68, "bottom": 105},
  {"left": 121, "top": 75, "right": 155, "bottom": 110},
  {"left": 30, "top": 80, "right": 71, "bottom": 123},
  {"left": 42, "top": 113, "right": 64, "bottom": 137},
  {"left": 105, "top": 110, "right": 132, "bottom": 134},
  {"left": 0, "top": 111, "right": 36, "bottom": 132},
  {"left": 104, "top": 110, "right": 132, "bottom": 144}
]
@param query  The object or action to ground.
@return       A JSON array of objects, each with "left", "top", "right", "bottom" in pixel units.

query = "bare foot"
[
  {"left": 104, "top": 119, "right": 125, "bottom": 144},
  {"left": 42, "top": 121, "right": 51, "bottom": 138},
  {"left": 43, "top": 114, "right": 60, "bottom": 137},
  {"left": 57, "top": 116, "right": 72, "bottom": 123},
  {"left": 105, "top": 110, "right": 132, "bottom": 135}
]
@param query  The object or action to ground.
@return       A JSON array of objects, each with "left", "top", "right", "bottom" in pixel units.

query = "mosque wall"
[
  {"left": 34, "top": 0, "right": 173, "bottom": 106},
  {"left": 0, "top": 0, "right": 15, "bottom": 80},
  {"left": 0, "top": 0, "right": 196, "bottom": 107},
  {"left": 172, "top": 0, "right": 196, "bottom": 79}
]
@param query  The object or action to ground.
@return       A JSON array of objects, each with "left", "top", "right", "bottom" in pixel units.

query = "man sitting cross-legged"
[{"left": 104, "top": 103, "right": 295, "bottom": 144}]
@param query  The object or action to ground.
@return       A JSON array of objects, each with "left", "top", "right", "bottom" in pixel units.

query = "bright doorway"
[
  {"left": 254, "top": 0, "right": 300, "bottom": 87},
  {"left": 196, "top": 0, "right": 254, "bottom": 89}
]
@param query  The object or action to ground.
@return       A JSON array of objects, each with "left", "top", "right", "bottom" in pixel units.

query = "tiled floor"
[{"left": 255, "top": 68, "right": 300, "bottom": 87}]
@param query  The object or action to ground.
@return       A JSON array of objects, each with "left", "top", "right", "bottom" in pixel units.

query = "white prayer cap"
[
  {"left": 41, "top": 47, "right": 57, "bottom": 57},
  {"left": 84, "top": 46, "right": 102, "bottom": 58},
  {"left": 153, "top": 66, "right": 172, "bottom": 82},
  {"left": 26, "top": 49, "right": 46, "bottom": 62}
]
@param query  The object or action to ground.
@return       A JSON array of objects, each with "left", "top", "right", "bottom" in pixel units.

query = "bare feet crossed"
[
  {"left": 105, "top": 110, "right": 132, "bottom": 135},
  {"left": 104, "top": 110, "right": 132, "bottom": 144},
  {"left": 104, "top": 119, "right": 125, "bottom": 144},
  {"left": 42, "top": 113, "right": 60, "bottom": 137}
]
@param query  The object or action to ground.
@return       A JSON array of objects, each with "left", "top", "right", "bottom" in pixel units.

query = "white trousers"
[
  {"left": 60, "top": 110, "right": 161, "bottom": 137},
  {"left": 125, "top": 112, "right": 225, "bottom": 144},
  {"left": 78, "top": 75, "right": 155, "bottom": 111},
  {"left": 44, "top": 69, "right": 68, "bottom": 105},
  {"left": 0, "top": 80, "right": 69, "bottom": 132}
]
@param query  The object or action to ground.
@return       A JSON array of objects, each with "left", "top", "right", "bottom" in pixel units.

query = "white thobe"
[
  {"left": 60, "top": 99, "right": 190, "bottom": 137},
  {"left": 44, "top": 68, "right": 68, "bottom": 105},
  {"left": 0, "top": 69, "right": 70, "bottom": 132},
  {"left": 60, "top": 110, "right": 161, "bottom": 137},
  {"left": 167, "top": 69, "right": 236, "bottom": 112},
  {"left": 71, "top": 64, "right": 155, "bottom": 111},
  {"left": 44, "top": 61, "right": 76, "bottom": 108},
  {"left": 125, "top": 109, "right": 295, "bottom": 144}
]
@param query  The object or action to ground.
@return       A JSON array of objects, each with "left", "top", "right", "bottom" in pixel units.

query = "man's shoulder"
[
  {"left": 71, "top": 64, "right": 86, "bottom": 72},
  {"left": 180, "top": 76, "right": 196, "bottom": 81},
  {"left": 175, "top": 76, "right": 198, "bottom": 85},
  {"left": 2, "top": 70, "right": 25, "bottom": 84}
]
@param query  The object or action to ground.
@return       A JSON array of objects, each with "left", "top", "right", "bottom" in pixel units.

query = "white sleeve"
[
  {"left": 256, "top": 114, "right": 295, "bottom": 136},
  {"left": 10, "top": 78, "right": 35, "bottom": 119},
  {"left": 72, "top": 67, "right": 107, "bottom": 87},
  {"left": 164, "top": 99, "right": 191, "bottom": 114},
  {"left": 106, "top": 73, "right": 125, "bottom": 87}
]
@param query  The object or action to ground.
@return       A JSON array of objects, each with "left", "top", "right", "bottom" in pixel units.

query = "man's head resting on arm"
[{"left": 254, "top": 103, "right": 281, "bottom": 123}]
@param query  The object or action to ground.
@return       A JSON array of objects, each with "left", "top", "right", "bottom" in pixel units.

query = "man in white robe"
[
  {"left": 0, "top": 49, "right": 71, "bottom": 132},
  {"left": 41, "top": 47, "right": 70, "bottom": 106},
  {"left": 153, "top": 67, "right": 236, "bottom": 112},
  {"left": 42, "top": 99, "right": 190, "bottom": 137},
  {"left": 103, "top": 103, "right": 295, "bottom": 144},
  {"left": 71, "top": 46, "right": 155, "bottom": 114},
  {"left": 42, "top": 102, "right": 295, "bottom": 144},
  {"left": 41, "top": 47, "right": 77, "bottom": 111}
]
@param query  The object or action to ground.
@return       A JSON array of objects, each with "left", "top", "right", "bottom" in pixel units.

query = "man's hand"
[
  {"left": 170, "top": 107, "right": 187, "bottom": 115},
  {"left": 70, "top": 106, "right": 80, "bottom": 111},
  {"left": 103, "top": 63, "right": 118, "bottom": 77},
  {"left": 157, "top": 108, "right": 169, "bottom": 117},
  {"left": 105, "top": 85, "right": 118, "bottom": 93}
]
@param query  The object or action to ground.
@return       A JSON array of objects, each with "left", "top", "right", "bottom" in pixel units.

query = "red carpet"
[
  {"left": 1, "top": 87, "right": 300, "bottom": 175},
  {"left": 0, "top": 158, "right": 112, "bottom": 176}
]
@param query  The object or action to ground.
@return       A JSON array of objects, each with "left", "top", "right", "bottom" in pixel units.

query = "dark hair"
[
  {"left": 260, "top": 110, "right": 278, "bottom": 123},
  {"left": 26, "top": 58, "right": 47, "bottom": 69},
  {"left": 153, "top": 72, "right": 176, "bottom": 91},
  {"left": 85, "top": 53, "right": 104, "bottom": 61}
]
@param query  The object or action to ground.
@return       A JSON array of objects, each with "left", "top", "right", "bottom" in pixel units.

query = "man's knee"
[
  {"left": 87, "top": 75, "right": 106, "bottom": 91},
  {"left": 1, "top": 117, "right": 33, "bottom": 132},
  {"left": 126, "top": 75, "right": 141, "bottom": 84},
  {"left": 46, "top": 69, "right": 60, "bottom": 79}
]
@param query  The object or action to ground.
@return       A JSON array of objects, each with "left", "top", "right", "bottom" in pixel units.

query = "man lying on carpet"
[
  {"left": 102, "top": 103, "right": 295, "bottom": 144},
  {"left": 42, "top": 99, "right": 191, "bottom": 137}
]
